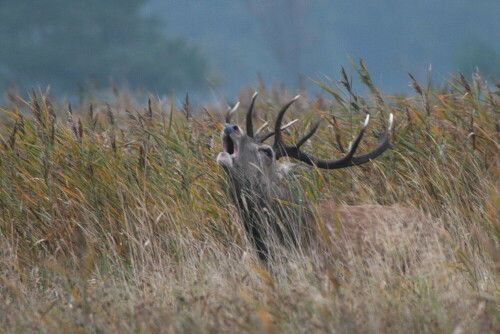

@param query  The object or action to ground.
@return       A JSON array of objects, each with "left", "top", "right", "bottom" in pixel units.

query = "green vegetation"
[
  {"left": 0, "top": 0, "right": 209, "bottom": 94},
  {"left": 0, "top": 66, "right": 498, "bottom": 333}
]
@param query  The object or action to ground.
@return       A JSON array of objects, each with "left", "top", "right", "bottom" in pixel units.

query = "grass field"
[{"left": 0, "top": 67, "right": 498, "bottom": 333}]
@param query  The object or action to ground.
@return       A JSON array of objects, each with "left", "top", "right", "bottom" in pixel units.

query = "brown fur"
[{"left": 314, "top": 202, "right": 429, "bottom": 256}]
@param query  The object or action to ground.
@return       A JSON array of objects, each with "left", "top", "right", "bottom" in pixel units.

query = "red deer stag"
[{"left": 217, "top": 93, "right": 417, "bottom": 261}]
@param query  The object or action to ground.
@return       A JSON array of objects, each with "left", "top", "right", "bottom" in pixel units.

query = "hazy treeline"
[
  {"left": 0, "top": 0, "right": 498, "bottom": 97},
  {"left": 154, "top": 0, "right": 500, "bottom": 94},
  {"left": 0, "top": 0, "right": 209, "bottom": 94}
]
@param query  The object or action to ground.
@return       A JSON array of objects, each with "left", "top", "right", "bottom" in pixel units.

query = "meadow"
[{"left": 0, "top": 66, "right": 498, "bottom": 333}]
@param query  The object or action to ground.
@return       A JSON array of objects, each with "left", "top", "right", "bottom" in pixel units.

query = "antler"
[
  {"left": 273, "top": 96, "right": 393, "bottom": 169},
  {"left": 225, "top": 101, "right": 240, "bottom": 123},
  {"left": 225, "top": 92, "right": 259, "bottom": 129},
  {"left": 246, "top": 92, "right": 258, "bottom": 137},
  {"left": 230, "top": 92, "right": 297, "bottom": 143}
]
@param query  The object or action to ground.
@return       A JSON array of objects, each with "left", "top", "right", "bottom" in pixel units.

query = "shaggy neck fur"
[{"left": 223, "top": 165, "right": 313, "bottom": 261}]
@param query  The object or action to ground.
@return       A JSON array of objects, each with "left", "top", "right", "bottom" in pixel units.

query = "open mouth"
[{"left": 223, "top": 134, "right": 239, "bottom": 157}]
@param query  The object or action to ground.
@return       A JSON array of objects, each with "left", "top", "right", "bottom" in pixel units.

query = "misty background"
[{"left": 1, "top": 0, "right": 499, "bottom": 100}]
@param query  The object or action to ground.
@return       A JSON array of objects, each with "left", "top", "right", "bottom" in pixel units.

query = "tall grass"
[{"left": 0, "top": 67, "right": 498, "bottom": 333}]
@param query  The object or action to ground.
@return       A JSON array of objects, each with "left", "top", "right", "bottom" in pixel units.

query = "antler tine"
[
  {"left": 255, "top": 119, "right": 298, "bottom": 143},
  {"left": 246, "top": 92, "right": 258, "bottom": 138},
  {"left": 273, "top": 95, "right": 301, "bottom": 153},
  {"left": 254, "top": 96, "right": 300, "bottom": 143},
  {"left": 247, "top": 92, "right": 298, "bottom": 142},
  {"left": 271, "top": 94, "right": 320, "bottom": 155},
  {"left": 296, "top": 121, "right": 321, "bottom": 149},
  {"left": 254, "top": 121, "right": 269, "bottom": 136},
  {"left": 225, "top": 101, "right": 240, "bottom": 123},
  {"left": 335, "top": 114, "right": 392, "bottom": 167},
  {"left": 280, "top": 118, "right": 299, "bottom": 131},
  {"left": 342, "top": 114, "right": 370, "bottom": 160}
]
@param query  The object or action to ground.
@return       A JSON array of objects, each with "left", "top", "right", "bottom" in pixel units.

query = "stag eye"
[{"left": 259, "top": 146, "right": 273, "bottom": 158}]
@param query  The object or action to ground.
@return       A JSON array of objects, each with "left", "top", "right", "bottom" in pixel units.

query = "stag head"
[{"left": 217, "top": 92, "right": 393, "bottom": 184}]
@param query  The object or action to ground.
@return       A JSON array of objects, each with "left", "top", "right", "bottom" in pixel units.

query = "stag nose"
[{"left": 223, "top": 124, "right": 239, "bottom": 136}]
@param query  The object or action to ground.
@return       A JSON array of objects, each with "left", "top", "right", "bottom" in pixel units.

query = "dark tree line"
[{"left": 0, "top": 0, "right": 209, "bottom": 94}]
